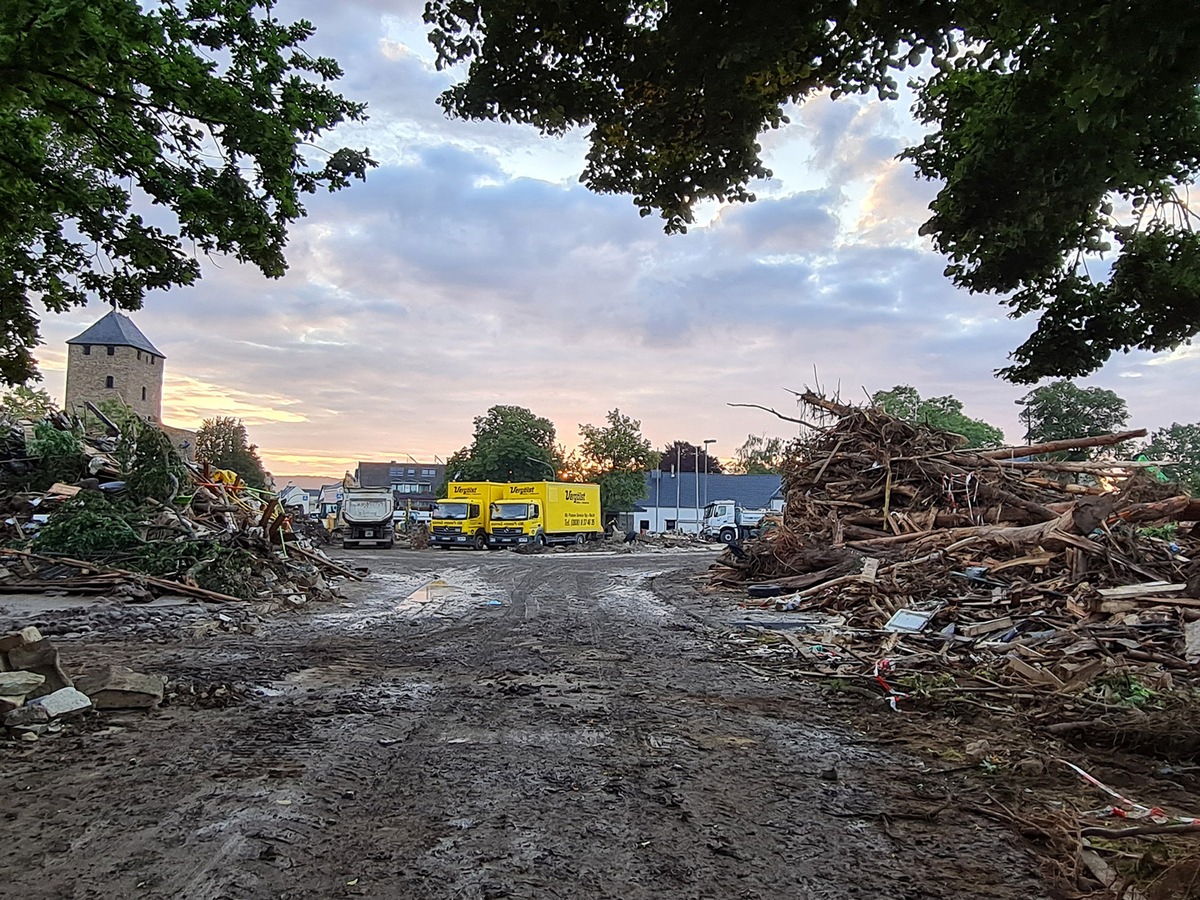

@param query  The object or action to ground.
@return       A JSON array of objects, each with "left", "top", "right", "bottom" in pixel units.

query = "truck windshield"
[
  {"left": 703, "top": 503, "right": 719, "bottom": 519},
  {"left": 434, "top": 502, "right": 470, "bottom": 520},
  {"left": 490, "top": 503, "right": 531, "bottom": 521}
]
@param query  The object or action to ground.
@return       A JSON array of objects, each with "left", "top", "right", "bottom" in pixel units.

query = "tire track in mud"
[{"left": 0, "top": 550, "right": 1050, "bottom": 900}]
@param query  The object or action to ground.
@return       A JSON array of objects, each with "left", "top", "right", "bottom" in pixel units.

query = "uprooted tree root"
[
  {"left": 1148, "top": 857, "right": 1200, "bottom": 900},
  {"left": 970, "top": 798, "right": 1086, "bottom": 896}
]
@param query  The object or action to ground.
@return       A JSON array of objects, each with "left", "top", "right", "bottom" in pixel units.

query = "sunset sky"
[{"left": 33, "top": 0, "right": 1198, "bottom": 483}]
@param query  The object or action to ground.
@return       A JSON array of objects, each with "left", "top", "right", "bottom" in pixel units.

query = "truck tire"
[
  {"left": 473, "top": 532, "right": 487, "bottom": 551},
  {"left": 534, "top": 533, "right": 547, "bottom": 548},
  {"left": 719, "top": 527, "right": 736, "bottom": 543},
  {"left": 574, "top": 533, "right": 586, "bottom": 545}
]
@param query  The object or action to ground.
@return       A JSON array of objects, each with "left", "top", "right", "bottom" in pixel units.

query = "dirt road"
[{"left": 1, "top": 548, "right": 1047, "bottom": 899}]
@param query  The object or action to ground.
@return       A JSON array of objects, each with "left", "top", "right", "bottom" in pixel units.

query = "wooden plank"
[
  {"left": 1185, "top": 620, "right": 1200, "bottom": 666},
  {"left": 989, "top": 553, "right": 1057, "bottom": 574},
  {"left": 1097, "top": 582, "right": 1186, "bottom": 599},
  {"left": 1006, "top": 656, "right": 1065, "bottom": 689},
  {"left": 960, "top": 616, "right": 1014, "bottom": 637}
]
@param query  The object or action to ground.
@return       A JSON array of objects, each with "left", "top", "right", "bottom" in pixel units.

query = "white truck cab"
[{"left": 702, "top": 500, "right": 766, "bottom": 542}]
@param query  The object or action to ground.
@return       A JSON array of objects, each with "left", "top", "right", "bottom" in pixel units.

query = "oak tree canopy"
[
  {"left": 1, "top": 0, "right": 373, "bottom": 383},
  {"left": 424, "top": 0, "right": 1200, "bottom": 382}
]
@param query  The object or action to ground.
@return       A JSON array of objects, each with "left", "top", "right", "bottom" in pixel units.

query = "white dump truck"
[
  {"left": 702, "top": 500, "right": 767, "bottom": 543},
  {"left": 341, "top": 487, "right": 395, "bottom": 549}
]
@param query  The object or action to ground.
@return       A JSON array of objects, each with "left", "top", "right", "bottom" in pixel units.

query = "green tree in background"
[
  {"left": 423, "top": 0, "right": 1200, "bottom": 382},
  {"left": 1145, "top": 423, "right": 1200, "bottom": 495},
  {"left": 443, "top": 405, "right": 559, "bottom": 487},
  {"left": 0, "top": 0, "right": 373, "bottom": 384},
  {"left": 871, "top": 385, "right": 1005, "bottom": 448},
  {"left": 195, "top": 417, "right": 268, "bottom": 489},
  {"left": 1015, "top": 381, "right": 1129, "bottom": 449},
  {"left": 568, "top": 408, "right": 660, "bottom": 515},
  {"left": 658, "top": 441, "right": 724, "bottom": 474},
  {"left": 0, "top": 386, "right": 55, "bottom": 421},
  {"left": 732, "top": 434, "right": 786, "bottom": 474}
]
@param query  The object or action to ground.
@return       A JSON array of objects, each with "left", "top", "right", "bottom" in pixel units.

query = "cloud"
[{"left": 26, "top": 2, "right": 1193, "bottom": 477}]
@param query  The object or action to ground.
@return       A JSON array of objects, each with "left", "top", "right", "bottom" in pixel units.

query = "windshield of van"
[
  {"left": 490, "top": 503, "right": 531, "bottom": 521},
  {"left": 434, "top": 502, "right": 470, "bottom": 520}
]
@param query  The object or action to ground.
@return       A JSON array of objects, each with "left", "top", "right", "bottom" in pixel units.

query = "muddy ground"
[{"left": 1, "top": 547, "right": 1185, "bottom": 899}]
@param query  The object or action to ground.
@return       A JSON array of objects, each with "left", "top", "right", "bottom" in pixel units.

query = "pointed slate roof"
[{"left": 66, "top": 310, "right": 164, "bottom": 357}]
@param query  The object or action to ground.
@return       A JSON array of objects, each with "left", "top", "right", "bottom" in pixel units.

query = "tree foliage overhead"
[
  {"left": 0, "top": 0, "right": 373, "bottom": 384},
  {"left": 1015, "top": 380, "right": 1129, "bottom": 449},
  {"left": 423, "top": 0, "right": 1200, "bottom": 382},
  {"left": 657, "top": 440, "right": 723, "bottom": 475},
  {"left": 443, "top": 405, "right": 559, "bottom": 486},
  {"left": 567, "top": 408, "right": 660, "bottom": 514},
  {"left": 195, "top": 416, "right": 268, "bottom": 489},
  {"left": 871, "top": 385, "right": 1005, "bottom": 449}
]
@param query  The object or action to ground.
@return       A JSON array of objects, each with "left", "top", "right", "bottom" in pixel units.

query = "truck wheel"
[
  {"left": 534, "top": 533, "right": 547, "bottom": 548},
  {"left": 473, "top": 532, "right": 487, "bottom": 551},
  {"left": 719, "top": 527, "right": 736, "bottom": 543},
  {"left": 574, "top": 533, "right": 586, "bottom": 545}
]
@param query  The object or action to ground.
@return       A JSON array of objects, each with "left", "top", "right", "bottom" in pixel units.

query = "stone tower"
[{"left": 64, "top": 310, "right": 165, "bottom": 421}]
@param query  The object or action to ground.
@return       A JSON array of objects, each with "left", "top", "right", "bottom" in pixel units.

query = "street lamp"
[
  {"left": 703, "top": 439, "right": 716, "bottom": 508},
  {"left": 525, "top": 457, "right": 557, "bottom": 481}
]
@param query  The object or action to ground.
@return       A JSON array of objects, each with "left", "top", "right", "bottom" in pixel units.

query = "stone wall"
[{"left": 64, "top": 343, "right": 164, "bottom": 421}]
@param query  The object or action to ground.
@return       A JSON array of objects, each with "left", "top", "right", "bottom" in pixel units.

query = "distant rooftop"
[
  {"left": 66, "top": 310, "right": 163, "bottom": 357},
  {"left": 632, "top": 472, "right": 782, "bottom": 510}
]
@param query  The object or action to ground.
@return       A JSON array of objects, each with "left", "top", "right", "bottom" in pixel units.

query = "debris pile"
[
  {"left": 714, "top": 392, "right": 1200, "bottom": 723},
  {"left": 0, "top": 411, "right": 363, "bottom": 606}
]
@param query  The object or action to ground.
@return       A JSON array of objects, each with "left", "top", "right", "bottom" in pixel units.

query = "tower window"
[
  {"left": 141, "top": 387, "right": 147, "bottom": 401},
  {"left": 82, "top": 345, "right": 91, "bottom": 356},
  {"left": 150, "top": 356, "right": 156, "bottom": 365},
  {"left": 106, "top": 346, "right": 115, "bottom": 356},
  {"left": 136, "top": 350, "right": 141, "bottom": 360},
  {"left": 105, "top": 376, "right": 114, "bottom": 388}
]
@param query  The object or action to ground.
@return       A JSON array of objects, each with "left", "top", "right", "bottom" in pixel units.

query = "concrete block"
[
  {"left": 0, "top": 695, "right": 24, "bottom": 714},
  {"left": 75, "top": 666, "right": 164, "bottom": 709},
  {"left": 5, "top": 705, "right": 50, "bottom": 727},
  {"left": 6, "top": 639, "right": 71, "bottom": 698},
  {"left": 0, "top": 671, "right": 45, "bottom": 697},
  {"left": 28, "top": 687, "right": 92, "bottom": 719},
  {"left": 0, "top": 627, "right": 43, "bottom": 654}
]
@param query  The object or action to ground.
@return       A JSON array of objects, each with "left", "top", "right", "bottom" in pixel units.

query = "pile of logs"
[{"left": 713, "top": 392, "right": 1200, "bottom": 707}]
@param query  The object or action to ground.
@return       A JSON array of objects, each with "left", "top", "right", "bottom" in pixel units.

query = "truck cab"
[
  {"left": 430, "top": 499, "right": 488, "bottom": 549},
  {"left": 488, "top": 499, "right": 544, "bottom": 547},
  {"left": 702, "top": 500, "right": 766, "bottom": 543},
  {"left": 429, "top": 482, "right": 503, "bottom": 549}
]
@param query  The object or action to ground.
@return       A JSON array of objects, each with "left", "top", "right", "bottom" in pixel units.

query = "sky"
[{"left": 33, "top": 1, "right": 1200, "bottom": 485}]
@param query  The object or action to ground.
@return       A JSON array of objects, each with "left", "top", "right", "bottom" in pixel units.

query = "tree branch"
[{"left": 727, "top": 403, "right": 817, "bottom": 428}]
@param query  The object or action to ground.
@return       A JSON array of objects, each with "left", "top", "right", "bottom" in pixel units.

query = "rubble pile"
[
  {"left": 713, "top": 392, "right": 1200, "bottom": 723},
  {"left": 0, "top": 626, "right": 163, "bottom": 741},
  {"left": 0, "top": 413, "right": 364, "bottom": 606}
]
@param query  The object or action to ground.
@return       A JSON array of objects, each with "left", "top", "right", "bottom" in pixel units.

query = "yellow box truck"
[
  {"left": 487, "top": 482, "right": 603, "bottom": 548},
  {"left": 430, "top": 481, "right": 506, "bottom": 550}
]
